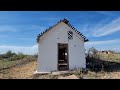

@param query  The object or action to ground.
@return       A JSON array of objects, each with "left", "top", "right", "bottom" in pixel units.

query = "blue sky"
[{"left": 0, "top": 11, "right": 120, "bottom": 54}]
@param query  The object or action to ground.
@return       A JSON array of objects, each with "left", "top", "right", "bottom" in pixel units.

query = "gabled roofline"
[{"left": 36, "top": 18, "right": 89, "bottom": 43}]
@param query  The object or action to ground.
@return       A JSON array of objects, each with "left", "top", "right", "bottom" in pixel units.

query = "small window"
[{"left": 68, "top": 31, "right": 73, "bottom": 40}]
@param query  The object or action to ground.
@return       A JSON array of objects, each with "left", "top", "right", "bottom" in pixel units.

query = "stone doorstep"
[
  {"left": 58, "top": 74, "right": 78, "bottom": 79},
  {"left": 52, "top": 71, "right": 69, "bottom": 75},
  {"left": 34, "top": 70, "right": 51, "bottom": 75},
  {"left": 34, "top": 70, "right": 69, "bottom": 75},
  {"left": 34, "top": 70, "right": 79, "bottom": 79}
]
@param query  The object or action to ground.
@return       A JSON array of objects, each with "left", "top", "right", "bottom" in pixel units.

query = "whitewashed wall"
[{"left": 37, "top": 22, "right": 86, "bottom": 72}]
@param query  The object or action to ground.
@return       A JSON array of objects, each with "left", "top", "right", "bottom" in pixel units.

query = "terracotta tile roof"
[{"left": 37, "top": 18, "right": 89, "bottom": 43}]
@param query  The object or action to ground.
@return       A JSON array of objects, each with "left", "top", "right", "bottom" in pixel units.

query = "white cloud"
[
  {"left": 0, "top": 25, "right": 47, "bottom": 33},
  {"left": 0, "top": 25, "right": 17, "bottom": 32},
  {"left": 85, "top": 39, "right": 120, "bottom": 52},
  {"left": 75, "top": 18, "right": 111, "bottom": 38},
  {"left": 95, "top": 11, "right": 115, "bottom": 16},
  {"left": 0, "top": 45, "right": 38, "bottom": 55},
  {"left": 85, "top": 39, "right": 120, "bottom": 45},
  {"left": 93, "top": 17, "right": 120, "bottom": 37}
]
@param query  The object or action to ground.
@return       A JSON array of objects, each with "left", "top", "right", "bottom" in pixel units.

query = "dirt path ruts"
[{"left": 0, "top": 61, "right": 36, "bottom": 79}]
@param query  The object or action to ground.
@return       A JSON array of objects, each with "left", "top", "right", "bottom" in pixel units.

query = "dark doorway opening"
[{"left": 58, "top": 43, "right": 69, "bottom": 71}]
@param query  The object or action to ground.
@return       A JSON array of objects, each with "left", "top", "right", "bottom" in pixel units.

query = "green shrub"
[
  {"left": 10, "top": 52, "right": 28, "bottom": 61},
  {"left": 5, "top": 50, "right": 14, "bottom": 58},
  {"left": 33, "top": 54, "right": 38, "bottom": 58}
]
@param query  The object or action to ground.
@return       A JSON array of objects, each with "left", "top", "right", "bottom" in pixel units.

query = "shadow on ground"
[{"left": 86, "top": 57, "right": 120, "bottom": 72}]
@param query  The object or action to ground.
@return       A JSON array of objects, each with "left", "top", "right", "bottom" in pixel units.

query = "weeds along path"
[
  {"left": 0, "top": 57, "right": 36, "bottom": 71},
  {"left": 0, "top": 60, "right": 37, "bottom": 79}
]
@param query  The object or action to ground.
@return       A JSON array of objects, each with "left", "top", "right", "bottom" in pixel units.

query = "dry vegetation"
[
  {"left": 0, "top": 50, "right": 37, "bottom": 79},
  {"left": 0, "top": 48, "right": 120, "bottom": 79},
  {"left": 0, "top": 61, "right": 36, "bottom": 79}
]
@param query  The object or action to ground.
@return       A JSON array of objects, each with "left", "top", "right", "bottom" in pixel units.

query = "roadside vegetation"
[
  {"left": 86, "top": 47, "right": 120, "bottom": 72},
  {"left": 0, "top": 50, "right": 37, "bottom": 70},
  {"left": 0, "top": 48, "right": 120, "bottom": 79}
]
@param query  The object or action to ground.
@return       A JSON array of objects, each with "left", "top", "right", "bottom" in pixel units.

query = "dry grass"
[
  {"left": 82, "top": 71, "right": 120, "bottom": 79},
  {"left": 0, "top": 60, "right": 24, "bottom": 70},
  {"left": 0, "top": 53, "right": 120, "bottom": 79},
  {"left": 0, "top": 61, "right": 36, "bottom": 79},
  {"left": 32, "top": 69, "right": 120, "bottom": 79},
  {"left": 98, "top": 53, "right": 120, "bottom": 62},
  {"left": 1, "top": 60, "right": 120, "bottom": 79}
]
